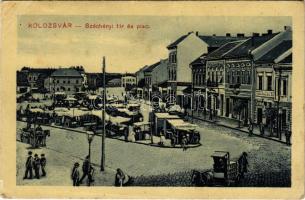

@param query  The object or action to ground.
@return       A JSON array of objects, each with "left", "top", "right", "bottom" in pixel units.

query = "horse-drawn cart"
[
  {"left": 191, "top": 151, "right": 243, "bottom": 187},
  {"left": 20, "top": 128, "right": 50, "bottom": 148}
]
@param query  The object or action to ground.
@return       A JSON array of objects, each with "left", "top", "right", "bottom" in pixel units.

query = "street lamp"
[
  {"left": 87, "top": 130, "right": 95, "bottom": 157},
  {"left": 86, "top": 130, "right": 95, "bottom": 186}
]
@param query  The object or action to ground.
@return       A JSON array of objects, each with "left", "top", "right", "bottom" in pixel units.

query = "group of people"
[
  {"left": 23, "top": 151, "right": 47, "bottom": 180},
  {"left": 71, "top": 155, "right": 95, "bottom": 186}
]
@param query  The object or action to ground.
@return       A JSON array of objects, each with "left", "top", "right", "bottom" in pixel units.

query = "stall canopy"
[
  {"left": 167, "top": 119, "right": 198, "bottom": 131},
  {"left": 154, "top": 113, "right": 180, "bottom": 135},
  {"left": 133, "top": 122, "right": 150, "bottom": 131},
  {"left": 29, "top": 108, "right": 44, "bottom": 113}
]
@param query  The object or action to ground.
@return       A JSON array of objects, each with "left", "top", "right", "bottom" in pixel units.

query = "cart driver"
[{"left": 36, "top": 124, "right": 43, "bottom": 132}]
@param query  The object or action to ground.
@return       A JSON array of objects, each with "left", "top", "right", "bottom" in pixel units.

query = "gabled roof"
[
  {"left": 167, "top": 33, "right": 247, "bottom": 50},
  {"left": 167, "top": 35, "right": 189, "bottom": 49},
  {"left": 51, "top": 68, "right": 82, "bottom": 77},
  {"left": 256, "top": 40, "right": 292, "bottom": 63},
  {"left": 198, "top": 35, "right": 247, "bottom": 48},
  {"left": 278, "top": 54, "right": 292, "bottom": 64},
  {"left": 144, "top": 61, "right": 161, "bottom": 73},
  {"left": 190, "top": 53, "right": 207, "bottom": 66},
  {"left": 205, "top": 40, "right": 245, "bottom": 60},
  {"left": 223, "top": 33, "right": 279, "bottom": 59}
]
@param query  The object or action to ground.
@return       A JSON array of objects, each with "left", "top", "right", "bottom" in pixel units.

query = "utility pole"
[
  {"left": 101, "top": 57, "right": 106, "bottom": 171},
  {"left": 277, "top": 67, "right": 282, "bottom": 140},
  {"left": 191, "top": 69, "right": 194, "bottom": 123}
]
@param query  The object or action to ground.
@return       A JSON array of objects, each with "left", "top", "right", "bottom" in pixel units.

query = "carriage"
[
  {"left": 133, "top": 122, "right": 151, "bottom": 141},
  {"left": 20, "top": 128, "right": 50, "bottom": 148},
  {"left": 191, "top": 151, "right": 241, "bottom": 187}
]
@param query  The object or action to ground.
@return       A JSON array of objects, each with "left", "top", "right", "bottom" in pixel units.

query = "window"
[
  {"left": 232, "top": 72, "right": 235, "bottom": 84},
  {"left": 29, "top": 77, "right": 32, "bottom": 81},
  {"left": 236, "top": 71, "right": 240, "bottom": 84},
  {"left": 258, "top": 75, "right": 263, "bottom": 90},
  {"left": 267, "top": 76, "right": 272, "bottom": 91},
  {"left": 57, "top": 80, "right": 59, "bottom": 84},
  {"left": 283, "top": 79, "right": 287, "bottom": 96},
  {"left": 241, "top": 71, "right": 244, "bottom": 84},
  {"left": 68, "top": 80, "right": 70, "bottom": 84},
  {"left": 68, "top": 87, "right": 70, "bottom": 91},
  {"left": 76, "top": 80, "right": 79, "bottom": 84},
  {"left": 56, "top": 88, "right": 59, "bottom": 91},
  {"left": 247, "top": 71, "right": 251, "bottom": 84},
  {"left": 63, "top": 80, "right": 66, "bottom": 84},
  {"left": 212, "top": 72, "right": 215, "bottom": 82},
  {"left": 226, "top": 71, "right": 230, "bottom": 83}
]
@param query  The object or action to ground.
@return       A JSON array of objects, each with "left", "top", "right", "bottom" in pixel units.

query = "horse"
[{"left": 191, "top": 170, "right": 213, "bottom": 186}]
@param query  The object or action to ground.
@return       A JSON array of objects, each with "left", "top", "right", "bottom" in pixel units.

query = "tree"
[{"left": 233, "top": 99, "right": 247, "bottom": 128}]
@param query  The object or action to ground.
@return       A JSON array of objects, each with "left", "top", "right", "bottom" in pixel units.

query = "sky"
[{"left": 17, "top": 15, "right": 291, "bottom": 73}]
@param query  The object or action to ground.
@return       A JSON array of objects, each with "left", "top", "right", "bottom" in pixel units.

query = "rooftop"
[
  {"left": 144, "top": 61, "right": 161, "bottom": 73},
  {"left": 256, "top": 40, "right": 292, "bottom": 63},
  {"left": 167, "top": 32, "right": 247, "bottom": 50},
  {"left": 51, "top": 68, "right": 82, "bottom": 77},
  {"left": 223, "top": 33, "right": 279, "bottom": 59},
  {"left": 205, "top": 40, "right": 245, "bottom": 60}
]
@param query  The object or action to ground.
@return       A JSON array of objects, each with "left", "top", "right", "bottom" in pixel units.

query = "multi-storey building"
[
  {"left": 167, "top": 31, "right": 245, "bottom": 107},
  {"left": 121, "top": 75, "right": 136, "bottom": 88},
  {"left": 44, "top": 68, "right": 83, "bottom": 94},
  {"left": 254, "top": 39, "right": 292, "bottom": 127}
]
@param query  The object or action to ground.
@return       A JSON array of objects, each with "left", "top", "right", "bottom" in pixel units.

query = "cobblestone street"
[{"left": 16, "top": 118, "right": 290, "bottom": 186}]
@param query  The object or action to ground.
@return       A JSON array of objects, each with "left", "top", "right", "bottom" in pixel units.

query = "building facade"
[
  {"left": 44, "top": 68, "right": 83, "bottom": 95},
  {"left": 121, "top": 75, "right": 136, "bottom": 88}
]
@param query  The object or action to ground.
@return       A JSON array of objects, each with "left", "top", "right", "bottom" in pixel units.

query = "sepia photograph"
[
  {"left": 0, "top": 1, "right": 304, "bottom": 199},
  {"left": 16, "top": 15, "right": 292, "bottom": 187}
]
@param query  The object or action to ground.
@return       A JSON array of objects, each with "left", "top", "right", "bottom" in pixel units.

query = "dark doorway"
[{"left": 257, "top": 108, "right": 263, "bottom": 124}]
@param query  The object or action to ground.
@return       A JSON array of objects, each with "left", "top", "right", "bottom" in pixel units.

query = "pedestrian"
[
  {"left": 33, "top": 154, "right": 41, "bottom": 179},
  {"left": 160, "top": 132, "right": 165, "bottom": 146},
  {"left": 115, "top": 168, "right": 126, "bottom": 187},
  {"left": 181, "top": 135, "right": 187, "bottom": 151},
  {"left": 248, "top": 119, "right": 253, "bottom": 137},
  {"left": 259, "top": 122, "right": 265, "bottom": 136},
  {"left": 23, "top": 151, "right": 33, "bottom": 179},
  {"left": 71, "top": 162, "right": 80, "bottom": 186},
  {"left": 285, "top": 127, "right": 291, "bottom": 145},
  {"left": 238, "top": 152, "right": 249, "bottom": 178},
  {"left": 79, "top": 155, "right": 94, "bottom": 185},
  {"left": 40, "top": 154, "right": 47, "bottom": 177}
]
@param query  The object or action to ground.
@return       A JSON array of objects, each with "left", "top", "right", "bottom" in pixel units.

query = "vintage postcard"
[{"left": 0, "top": 1, "right": 304, "bottom": 199}]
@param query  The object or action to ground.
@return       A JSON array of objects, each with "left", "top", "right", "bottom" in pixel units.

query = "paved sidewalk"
[{"left": 186, "top": 110, "right": 290, "bottom": 145}]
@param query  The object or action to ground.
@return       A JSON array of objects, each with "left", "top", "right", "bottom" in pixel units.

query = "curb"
[
  {"left": 17, "top": 120, "right": 202, "bottom": 149},
  {"left": 190, "top": 116, "right": 290, "bottom": 145}
]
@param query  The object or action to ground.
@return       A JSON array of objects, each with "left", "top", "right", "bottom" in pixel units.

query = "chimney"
[
  {"left": 226, "top": 33, "right": 231, "bottom": 37},
  {"left": 252, "top": 32, "right": 260, "bottom": 37},
  {"left": 284, "top": 26, "right": 291, "bottom": 31},
  {"left": 267, "top": 29, "right": 273, "bottom": 34},
  {"left": 188, "top": 31, "right": 194, "bottom": 35},
  {"left": 237, "top": 33, "right": 245, "bottom": 37},
  {"left": 196, "top": 31, "right": 199, "bottom": 36}
]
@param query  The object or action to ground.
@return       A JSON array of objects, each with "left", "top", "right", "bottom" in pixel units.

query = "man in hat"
[
  {"left": 71, "top": 162, "right": 80, "bottom": 186},
  {"left": 23, "top": 151, "right": 33, "bottom": 179},
  {"left": 40, "top": 154, "right": 47, "bottom": 177},
  {"left": 248, "top": 119, "right": 254, "bottom": 137},
  {"left": 33, "top": 154, "right": 41, "bottom": 179},
  {"left": 79, "top": 155, "right": 94, "bottom": 185}
]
